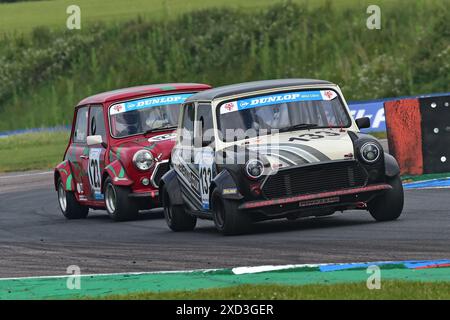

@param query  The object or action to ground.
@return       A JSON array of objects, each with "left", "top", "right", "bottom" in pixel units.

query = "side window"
[
  {"left": 89, "top": 105, "right": 107, "bottom": 142},
  {"left": 180, "top": 103, "right": 195, "bottom": 147},
  {"left": 73, "top": 107, "right": 89, "bottom": 143},
  {"left": 196, "top": 103, "right": 214, "bottom": 147}
]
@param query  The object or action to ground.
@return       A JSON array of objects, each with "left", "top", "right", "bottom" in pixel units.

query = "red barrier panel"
[{"left": 384, "top": 98, "right": 423, "bottom": 175}]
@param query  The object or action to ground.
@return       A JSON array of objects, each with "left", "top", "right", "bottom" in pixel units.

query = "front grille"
[
  {"left": 262, "top": 161, "right": 368, "bottom": 199},
  {"left": 151, "top": 162, "right": 170, "bottom": 188}
]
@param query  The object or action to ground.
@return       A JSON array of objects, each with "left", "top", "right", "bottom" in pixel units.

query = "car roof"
[
  {"left": 77, "top": 83, "right": 212, "bottom": 106},
  {"left": 186, "top": 79, "right": 334, "bottom": 102}
]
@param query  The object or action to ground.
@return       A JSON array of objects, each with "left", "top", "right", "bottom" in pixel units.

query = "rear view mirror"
[
  {"left": 356, "top": 117, "right": 371, "bottom": 129},
  {"left": 87, "top": 135, "right": 104, "bottom": 146}
]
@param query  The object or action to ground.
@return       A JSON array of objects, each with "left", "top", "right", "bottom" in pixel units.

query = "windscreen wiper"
[
  {"left": 278, "top": 123, "right": 318, "bottom": 133},
  {"left": 144, "top": 125, "right": 177, "bottom": 135}
]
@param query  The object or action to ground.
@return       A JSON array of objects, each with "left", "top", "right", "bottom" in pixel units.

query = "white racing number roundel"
[
  {"left": 196, "top": 148, "right": 214, "bottom": 210},
  {"left": 88, "top": 148, "right": 103, "bottom": 200}
]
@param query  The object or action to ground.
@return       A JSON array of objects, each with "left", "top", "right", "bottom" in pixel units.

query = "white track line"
[
  {"left": 0, "top": 268, "right": 222, "bottom": 281},
  {"left": 0, "top": 262, "right": 339, "bottom": 281},
  {"left": 0, "top": 171, "right": 52, "bottom": 179}
]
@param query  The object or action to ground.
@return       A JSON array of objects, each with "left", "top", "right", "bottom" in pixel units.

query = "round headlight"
[
  {"left": 245, "top": 159, "right": 264, "bottom": 179},
  {"left": 360, "top": 142, "right": 380, "bottom": 163},
  {"left": 133, "top": 150, "right": 154, "bottom": 171}
]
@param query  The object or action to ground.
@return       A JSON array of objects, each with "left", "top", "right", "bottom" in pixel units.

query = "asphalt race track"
[{"left": 0, "top": 171, "right": 449, "bottom": 278}]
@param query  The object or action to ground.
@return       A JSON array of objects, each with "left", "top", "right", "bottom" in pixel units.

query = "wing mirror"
[
  {"left": 355, "top": 117, "right": 371, "bottom": 129},
  {"left": 87, "top": 135, "right": 107, "bottom": 148}
]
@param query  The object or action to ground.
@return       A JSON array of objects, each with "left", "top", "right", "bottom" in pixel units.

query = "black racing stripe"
[
  {"left": 176, "top": 174, "right": 201, "bottom": 201},
  {"left": 262, "top": 152, "right": 298, "bottom": 166},
  {"left": 265, "top": 148, "right": 309, "bottom": 165},
  {"left": 278, "top": 143, "right": 330, "bottom": 161},
  {"left": 247, "top": 145, "right": 310, "bottom": 165}
]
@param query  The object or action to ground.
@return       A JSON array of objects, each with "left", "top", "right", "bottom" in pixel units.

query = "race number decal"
[
  {"left": 197, "top": 149, "right": 214, "bottom": 210},
  {"left": 88, "top": 148, "right": 103, "bottom": 200},
  {"left": 289, "top": 131, "right": 341, "bottom": 142}
]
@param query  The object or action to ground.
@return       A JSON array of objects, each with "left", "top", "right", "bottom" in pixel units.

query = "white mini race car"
[{"left": 160, "top": 79, "right": 404, "bottom": 235}]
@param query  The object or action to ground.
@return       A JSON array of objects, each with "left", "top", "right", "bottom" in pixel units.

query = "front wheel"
[
  {"left": 57, "top": 178, "right": 89, "bottom": 219},
  {"left": 212, "top": 190, "right": 251, "bottom": 236},
  {"left": 162, "top": 186, "right": 196, "bottom": 231},
  {"left": 104, "top": 177, "right": 138, "bottom": 221},
  {"left": 368, "top": 175, "right": 404, "bottom": 221}
]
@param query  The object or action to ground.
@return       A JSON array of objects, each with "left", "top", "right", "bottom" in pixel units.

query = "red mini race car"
[{"left": 54, "top": 83, "right": 211, "bottom": 221}]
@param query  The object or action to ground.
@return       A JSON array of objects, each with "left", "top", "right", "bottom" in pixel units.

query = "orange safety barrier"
[{"left": 384, "top": 98, "right": 423, "bottom": 175}]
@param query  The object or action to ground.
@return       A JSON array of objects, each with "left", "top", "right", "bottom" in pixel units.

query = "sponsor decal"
[
  {"left": 220, "top": 90, "right": 338, "bottom": 114},
  {"left": 110, "top": 93, "right": 193, "bottom": 115},
  {"left": 148, "top": 133, "right": 177, "bottom": 142},
  {"left": 223, "top": 188, "right": 238, "bottom": 195},
  {"left": 320, "top": 90, "right": 337, "bottom": 101},
  {"left": 220, "top": 101, "right": 238, "bottom": 114},
  {"left": 299, "top": 196, "right": 340, "bottom": 207},
  {"left": 111, "top": 103, "right": 125, "bottom": 114},
  {"left": 348, "top": 101, "right": 386, "bottom": 131},
  {"left": 94, "top": 193, "right": 105, "bottom": 200}
]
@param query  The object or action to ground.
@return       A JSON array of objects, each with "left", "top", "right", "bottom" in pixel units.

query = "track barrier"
[{"left": 385, "top": 94, "right": 450, "bottom": 175}]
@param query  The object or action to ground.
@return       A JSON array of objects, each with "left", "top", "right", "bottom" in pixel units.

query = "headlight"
[
  {"left": 245, "top": 159, "right": 264, "bottom": 179},
  {"left": 133, "top": 150, "right": 154, "bottom": 171},
  {"left": 360, "top": 142, "right": 381, "bottom": 163}
]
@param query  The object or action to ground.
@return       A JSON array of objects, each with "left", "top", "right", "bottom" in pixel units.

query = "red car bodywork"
[{"left": 54, "top": 83, "right": 211, "bottom": 210}]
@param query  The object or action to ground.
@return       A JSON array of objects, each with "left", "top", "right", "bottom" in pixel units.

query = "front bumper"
[
  {"left": 129, "top": 191, "right": 159, "bottom": 198},
  {"left": 238, "top": 183, "right": 391, "bottom": 211},
  {"left": 129, "top": 190, "right": 160, "bottom": 209}
]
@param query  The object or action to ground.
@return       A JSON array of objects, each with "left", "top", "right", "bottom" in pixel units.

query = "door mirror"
[
  {"left": 355, "top": 117, "right": 371, "bottom": 129},
  {"left": 87, "top": 135, "right": 105, "bottom": 147}
]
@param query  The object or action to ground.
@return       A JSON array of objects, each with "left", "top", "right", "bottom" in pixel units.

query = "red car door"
[
  {"left": 67, "top": 106, "right": 91, "bottom": 201},
  {"left": 86, "top": 105, "right": 108, "bottom": 201}
]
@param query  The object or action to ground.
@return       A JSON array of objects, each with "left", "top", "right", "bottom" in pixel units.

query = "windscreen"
[
  {"left": 109, "top": 93, "right": 193, "bottom": 138},
  {"left": 218, "top": 89, "right": 350, "bottom": 142}
]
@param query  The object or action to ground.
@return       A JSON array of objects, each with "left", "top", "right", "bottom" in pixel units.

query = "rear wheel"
[
  {"left": 162, "top": 185, "right": 196, "bottom": 231},
  {"left": 368, "top": 174, "right": 404, "bottom": 221},
  {"left": 104, "top": 177, "right": 138, "bottom": 221},
  {"left": 212, "top": 189, "right": 250, "bottom": 235},
  {"left": 57, "top": 177, "right": 89, "bottom": 219}
]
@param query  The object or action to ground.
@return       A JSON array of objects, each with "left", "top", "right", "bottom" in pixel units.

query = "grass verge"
[
  {"left": 1, "top": 1, "right": 449, "bottom": 131},
  {"left": 0, "top": 0, "right": 380, "bottom": 35},
  {"left": 0, "top": 131, "right": 68, "bottom": 172},
  {"left": 98, "top": 281, "right": 450, "bottom": 300}
]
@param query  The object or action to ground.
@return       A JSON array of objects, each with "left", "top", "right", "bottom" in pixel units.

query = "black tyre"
[
  {"left": 104, "top": 177, "right": 138, "bottom": 221},
  {"left": 368, "top": 174, "right": 404, "bottom": 221},
  {"left": 162, "top": 186, "right": 196, "bottom": 231},
  {"left": 212, "top": 189, "right": 250, "bottom": 235},
  {"left": 57, "top": 177, "right": 89, "bottom": 219}
]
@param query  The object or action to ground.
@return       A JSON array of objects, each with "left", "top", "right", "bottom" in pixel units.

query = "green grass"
[
  {"left": 0, "top": 0, "right": 380, "bottom": 35},
  {"left": 0, "top": 0, "right": 448, "bottom": 132},
  {"left": 367, "top": 131, "right": 387, "bottom": 140},
  {"left": 0, "top": 131, "right": 68, "bottom": 172},
  {"left": 98, "top": 281, "right": 450, "bottom": 300}
]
